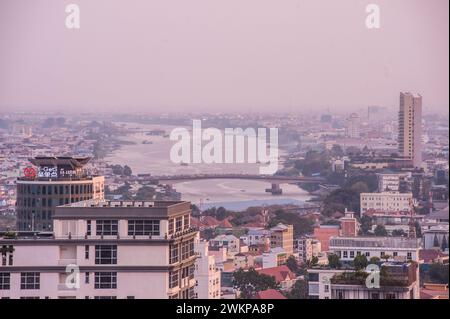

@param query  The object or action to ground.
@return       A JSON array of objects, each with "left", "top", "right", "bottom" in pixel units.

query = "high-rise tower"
[{"left": 398, "top": 92, "right": 422, "bottom": 168}]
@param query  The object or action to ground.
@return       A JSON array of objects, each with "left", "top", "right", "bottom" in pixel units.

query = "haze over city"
[{"left": 0, "top": 0, "right": 448, "bottom": 114}]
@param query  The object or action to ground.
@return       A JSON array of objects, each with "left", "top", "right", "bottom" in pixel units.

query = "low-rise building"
[{"left": 360, "top": 192, "right": 413, "bottom": 216}]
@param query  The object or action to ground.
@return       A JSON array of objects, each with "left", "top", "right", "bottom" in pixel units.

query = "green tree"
[
  {"left": 233, "top": 268, "right": 277, "bottom": 299},
  {"left": 287, "top": 279, "right": 309, "bottom": 299},
  {"left": 369, "top": 256, "right": 380, "bottom": 264},
  {"left": 359, "top": 215, "right": 373, "bottom": 235},
  {"left": 328, "top": 253, "right": 341, "bottom": 269},
  {"left": 415, "top": 221, "right": 422, "bottom": 238},
  {"left": 374, "top": 224, "right": 388, "bottom": 237},
  {"left": 310, "top": 256, "right": 319, "bottom": 266},
  {"left": 353, "top": 254, "right": 368, "bottom": 270},
  {"left": 123, "top": 165, "right": 133, "bottom": 176},
  {"left": 350, "top": 181, "right": 369, "bottom": 194},
  {"left": 286, "top": 256, "right": 299, "bottom": 274},
  {"left": 392, "top": 229, "right": 406, "bottom": 237},
  {"left": 441, "top": 235, "right": 448, "bottom": 251},
  {"left": 135, "top": 186, "right": 155, "bottom": 200},
  {"left": 427, "top": 263, "right": 449, "bottom": 284}
]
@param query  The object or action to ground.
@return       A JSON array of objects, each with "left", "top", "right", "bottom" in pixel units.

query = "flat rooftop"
[
  {"left": 54, "top": 199, "right": 191, "bottom": 219},
  {"left": 330, "top": 236, "right": 421, "bottom": 249}
]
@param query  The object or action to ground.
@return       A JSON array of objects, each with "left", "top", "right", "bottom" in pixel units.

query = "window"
[
  {"left": 85, "top": 272, "right": 90, "bottom": 284},
  {"left": 324, "top": 285, "right": 329, "bottom": 293},
  {"left": 170, "top": 244, "right": 179, "bottom": 264},
  {"left": 343, "top": 251, "right": 348, "bottom": 258},
  {"left": 386, "top": 293, "right": 396, "bottom": 299},
  {"left": 87, "top": 220, "right": 91, "bottom": 236},
  {"left": 95, "top": 245, "right": 117, "bottom": 264},
  {"left": 169, "top": 271, "right": 179, "bottom": 289},
  {"left": 407, "top": 252, "right": 412, "bottom": 260},
  {"left": 21, "top": 272, "right": 40, "bottom": 290},
  {"left": 85, "top": 245, "right": 90, "bottom": 259},
  {"left": 128, "top": 220, "right": 160, "bottom": 236},
  {"left": 96, "top": 220, "right": 118, "bottom": 236},
  {"left": 0, "top": 273, "right": 10, "bottom": 290},
  {"left": 393, "top": 252, "right": 398, "bottom": 257},
  {"left": 183, "top": 215, "right": 190, "bottom": 230},
  {"left": 365, "top": 252, "right": 370, "bottom": 257},
  {"left": 371, "top": 293, "right": 380, "bottom": 299},
  {"left": 168, "top": 219, "right": 174, "bottom": 235},
  {"left": 94, "top": 296, "right": 117, "bottom": 299},
  {"left": 350, "top": 251, "right": 355, "bottom": 258},
  {"left": 94, "top": 272, "right": 117, "bottom": 289},
  {"left": 309, "top": 273, "right": 319, "bottom": 282},
  {"left": 175, "top": 217, "right": 183, "bottom": 233}
]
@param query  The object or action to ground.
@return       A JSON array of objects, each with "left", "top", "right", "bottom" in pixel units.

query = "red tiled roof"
[
  {"left": 253, "top": 289, "right": 287, "bottom": 299},
  {"left": 257, "top": 265, "right": 295, "bottom": 283},
  {"left": 419, "top": 249, "right": 448, "bottom": 263},
  {"left": 218, "top": 219, "right": 233, "bottom": 228}
]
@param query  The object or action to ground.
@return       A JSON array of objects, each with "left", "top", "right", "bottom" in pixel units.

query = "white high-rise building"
[
  {"left": 194, "top": 239, "right": 221, "bottom": 299},
  {"left": 398, "top": 92, "right": 422, "bottom": 168}
]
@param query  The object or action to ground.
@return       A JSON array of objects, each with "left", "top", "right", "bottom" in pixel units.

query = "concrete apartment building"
[
  {"left": 326, "top": 262, "right": 419, "bottom": 299},
  {"left": 295, "top": 236, "right": 321, "bottom": 263},
  {"left": 360, "top": 192, "right": 413, "bottom": 216},
  {"left": 0, "top": 200, "right": 197, "bottom": 299},
  {"left": 377, "top": 173, "right": 407, "bottom": 192},
  {"left": 193, "top": 239, "right": 221, "bottom": 299},
  {"left": 270, "top": 223, "right": 294, "bottom": 255},
  {"left": 398, "top": 92, "right": 422, "bottom": 168},
  {"left": 309, "top": 236, "right": 422, "bottom": 299},
  {"left": 16, "top": 157, "right": 104, "bottom": 232},
  {"left": 329, "top": 236, "right": 421, "bottom": 263}
]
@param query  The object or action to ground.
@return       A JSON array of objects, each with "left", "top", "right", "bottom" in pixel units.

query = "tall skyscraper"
[
  {"left": 16, "top": 157, "right": 104, "bottom": 231},
  {"left": 398, "top": 92, "right": 422, "bottom": 168}
]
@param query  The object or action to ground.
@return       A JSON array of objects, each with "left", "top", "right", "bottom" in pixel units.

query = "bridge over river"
[{"left": 134, "top": 173, "right": 325, "bottom": 195}]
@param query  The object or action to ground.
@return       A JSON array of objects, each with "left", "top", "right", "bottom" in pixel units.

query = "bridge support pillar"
[{"left": 266, "top": 183, "right": 282, "bottom": 195}]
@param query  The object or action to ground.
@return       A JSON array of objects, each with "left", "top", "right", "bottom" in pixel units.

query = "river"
[{"left": 105, "top": 122, "right": 312, "bottom": 210}]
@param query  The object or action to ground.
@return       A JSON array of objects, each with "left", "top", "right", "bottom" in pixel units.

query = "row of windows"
[
  {"left": 18, "top": 184, "right": 93, "bottom": 196},
  {"left": 169, "top": 239, "right": 195, "bottom": 264},
  {"left": 0, "top": 272, "right": 117, "bottom": 290},
  {"left": 168, "top": 215, "right": 190, "bottom": 235},
  {"left": 336, "top": 250, "right": 412, "bottom": 260},
  {"left": 18, "top": 196, "right": 91, "bottom": 208},
  {"left": 169, "top": 266, "right": 195, "bottom": 289},
  {"left": 90, "top": 220, "right": 161, "bottom": 236},
  {"left": 17, "top": 210, "right": 52, "bottom": 220}
]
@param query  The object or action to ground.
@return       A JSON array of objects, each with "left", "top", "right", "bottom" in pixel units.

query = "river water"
[{"left": 105, "top": 123, "right": 312, "bottom": 210}]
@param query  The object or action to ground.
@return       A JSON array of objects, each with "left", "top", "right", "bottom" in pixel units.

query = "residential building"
[
  {"left": 270, "top": 223, "right": 294, "bottom": 255},
  {"left": 295, "top": 236, "right": 321, "bottom": 263},
  {"left": 330, "top": 262, "right": 419, "bottom": 299},
  {"left": 210, "top": 234, "right": 240, "bottom": 258},
  {"left": 257, "top": 265, "right": 297, "bottom": 291},
  {"left": 0, "top": 200, "right": 197, "bottom": 299},
  {"left": 194, "top": 239, "right": 221, "bottom": 299},
  {"left": 360, "top": 192, "right": 413, "bottom": 216},
  {"left": 262, "top": 247, "right": 288, "bottom": 268},
  {"left": 329, "top": 236, "right": 421, "bottom": 262}
]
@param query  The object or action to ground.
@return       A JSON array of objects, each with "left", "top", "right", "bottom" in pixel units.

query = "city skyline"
[{"left": 0, "top": 0, "right": 448, "bottom": 113}]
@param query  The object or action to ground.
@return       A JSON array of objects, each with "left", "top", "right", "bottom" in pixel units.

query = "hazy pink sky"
[{"left": 0, "top": 0, "right": 448, "bottom": 113}]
